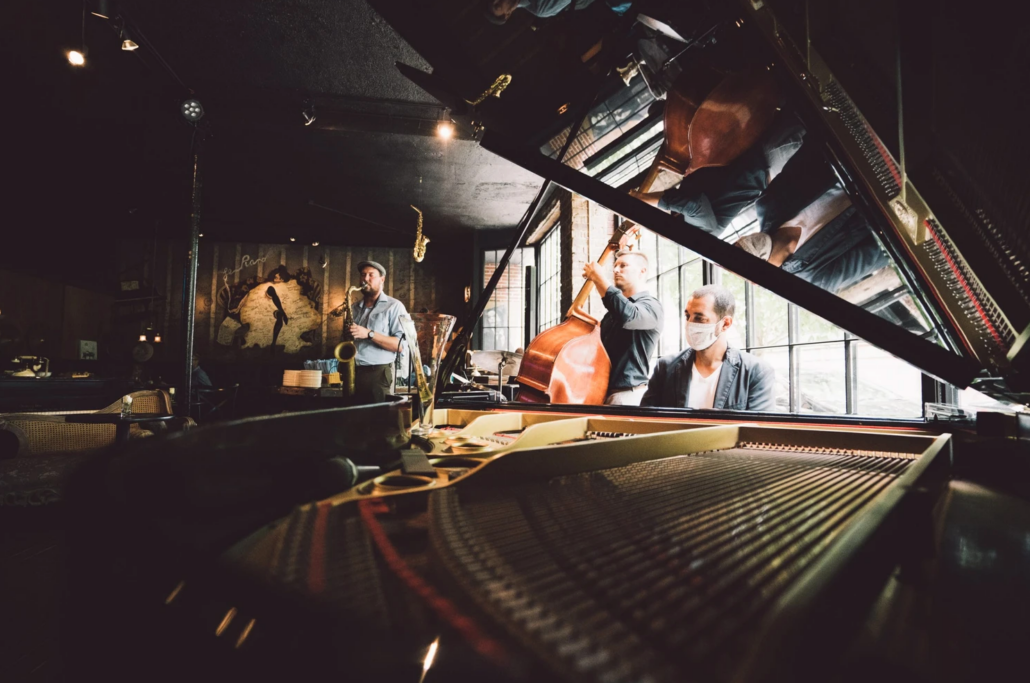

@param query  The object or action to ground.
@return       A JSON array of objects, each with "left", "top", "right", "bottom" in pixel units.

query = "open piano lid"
[{"left": 373, "top": 0, "right": 1029, "bottom": 406}]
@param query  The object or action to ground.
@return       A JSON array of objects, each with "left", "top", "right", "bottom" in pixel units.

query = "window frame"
[
  {"left": 536, "top": 225, "right": 563, "bottom": 334},
  {"left": 477, "top": 246, "right": 534, "bottom": 352},
  {"left": 638, "top": 226, "right": 926, "bottom": 418}
]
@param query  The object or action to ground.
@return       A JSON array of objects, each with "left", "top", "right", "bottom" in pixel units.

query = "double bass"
[{"left": 516, "top": 65, "right": 781, "bottom": 404}]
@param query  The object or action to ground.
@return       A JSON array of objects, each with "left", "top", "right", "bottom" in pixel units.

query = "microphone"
[{"left": 313, "top": 457, "right": 383, "bottom": 496}]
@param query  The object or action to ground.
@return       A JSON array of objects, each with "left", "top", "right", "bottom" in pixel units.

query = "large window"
[
  {"left": 480, "top": 248, "right": 535, "bottom": 352},
  {"left": 636, "top": 228, "right": 704, "bottom": 356},
  {"left": 638, "top": 227, "right": 924, "bottom": 417},
  {"left": 537, "top": 226, "right": 562, "bottom": 333}
]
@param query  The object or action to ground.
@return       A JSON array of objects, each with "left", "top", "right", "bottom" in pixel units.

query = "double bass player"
[{"left": 583, "top": 251, "right": 664, "bottom": 405}]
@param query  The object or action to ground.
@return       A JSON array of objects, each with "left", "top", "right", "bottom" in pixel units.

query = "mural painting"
[{"left": 216, "top": 258, "right": 323, "bottom": 355}]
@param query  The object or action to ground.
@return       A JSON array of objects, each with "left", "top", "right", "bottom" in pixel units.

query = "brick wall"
[{"left": 559, "top": 191, "right": 615, "bottom": 320}]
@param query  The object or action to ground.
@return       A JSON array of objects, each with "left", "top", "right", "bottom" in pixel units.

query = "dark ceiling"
[{"left": 3, "top": 0, "right": 552, "bottom": 257}]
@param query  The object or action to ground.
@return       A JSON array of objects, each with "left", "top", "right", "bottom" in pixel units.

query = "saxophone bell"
[{"left": 334, "top": 283, "right": 370, "bottom": 398}]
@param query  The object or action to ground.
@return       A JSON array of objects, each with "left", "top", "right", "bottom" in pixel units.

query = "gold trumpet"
[{"left": 334, "top": 284, "right": 370, "bottom": 397}]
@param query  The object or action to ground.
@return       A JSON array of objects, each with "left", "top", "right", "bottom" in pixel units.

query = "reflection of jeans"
[
  {"left": 756, "top": 135, "right": 836, "bottom": 234},
  {"left": 755, "top": 134, "right": 890, "bottom": 293},
  {"left": 658, "top": 113, "right": 805, "bottom": 234},
  {"left": 781, "top": 206, "right": 890, "bottom": 293}
]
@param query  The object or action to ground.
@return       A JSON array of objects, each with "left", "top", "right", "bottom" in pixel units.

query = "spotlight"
[
  {"left": 121, "top": 30, "right": 138, "bottom": 51},
  {"left": 67, "top": 50, "right": 86, "bottom": 66},
  {"left": 181, "top": 99, "right": 204, "bottom": 122},
  {"left": 311, "top": 241, "right": 319, "bottom": 247},
  {"left": 198, "top": 233, "right": 203, "bottom": 237},
  {"left": 436, "top": 121, "right": 454, "bottom": 140},
  {"left": 289, "top": 237, "right": 296, "bottom": 242}
]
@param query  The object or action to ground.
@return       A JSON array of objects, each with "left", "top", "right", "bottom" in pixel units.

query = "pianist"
[
  {"left": 642, "top": 285, "right": 775, "bottom": 411},
  {"left": 583, "top": 251, "right": 664, "bottom": 406}
]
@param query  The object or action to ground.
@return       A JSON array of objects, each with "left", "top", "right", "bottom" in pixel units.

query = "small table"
[{"left": 64, "top": 413, "right": 177, "bottom": 443}]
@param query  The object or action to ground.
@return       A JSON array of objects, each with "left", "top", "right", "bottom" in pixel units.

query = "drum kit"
[{"left": 462, "top": 349, "right": 523, "bottom": 394}]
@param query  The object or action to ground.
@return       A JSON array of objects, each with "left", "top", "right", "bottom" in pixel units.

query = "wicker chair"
[
  {"left": 96, "top": 389, "right": 174, "bottom": 416},
  {"left": 0, "top": 390, "right": 187, "bottom": 507}
]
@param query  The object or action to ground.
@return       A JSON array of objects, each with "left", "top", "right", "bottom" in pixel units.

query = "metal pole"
[
  {"left": 179, "top": 126, "right": 206, "bottom": 416},
  {"left": 845, "top": 332, "right": 857, "bottom": 414},
  {"left": 788, "top": 303, "right": 800, "bottom": 412},
  {"left": 896, "top": 0, "right": 906, "bottom": 203}
]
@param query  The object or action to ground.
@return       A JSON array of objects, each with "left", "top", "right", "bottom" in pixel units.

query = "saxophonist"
[{"left": 347, "top": 260, "right": 409, "bottom": 404}]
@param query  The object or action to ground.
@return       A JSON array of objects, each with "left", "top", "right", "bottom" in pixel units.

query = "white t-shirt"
[{"left": 687, "top": 362, "right": 723, "bottom": 410}]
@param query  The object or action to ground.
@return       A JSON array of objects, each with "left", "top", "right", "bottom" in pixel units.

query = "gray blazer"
[{"left": 641, "top": 347, "right": 777, "bottom": 411}]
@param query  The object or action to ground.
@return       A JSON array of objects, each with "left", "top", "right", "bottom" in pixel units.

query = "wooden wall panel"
[
  {"left": 62, "top": 286, "right": 114, "bottom": 360},
  {"left": 116, "top": 239, "right": 465, "bottom": 363}
]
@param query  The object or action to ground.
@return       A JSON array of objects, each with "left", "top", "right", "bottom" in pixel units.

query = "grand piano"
[{"left": 68, "top": 2, "right": 1029, "bottom": 682}]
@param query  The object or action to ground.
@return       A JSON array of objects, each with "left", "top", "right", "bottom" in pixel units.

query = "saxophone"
[
  {"left": 411, "top": 205, "right": 429, "bottom": 263},
  {"left": 334, "top": 284, "right": 369, "bottom": 397}
]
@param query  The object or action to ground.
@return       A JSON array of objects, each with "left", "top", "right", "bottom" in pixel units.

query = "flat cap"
[{"left": 356, "top": 260, "right": 386, "bottom": 276}]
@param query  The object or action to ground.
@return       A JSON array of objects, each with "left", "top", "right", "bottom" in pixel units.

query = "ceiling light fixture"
[
  {"left": 67, "top": 50, "right": 86, "bottom": 66},
  {"left": 153, "top": 333, "right": 161, "bottom": 343},
  {"left": 90, "top": 0, "right": 114, "bottom": 20},
  {"left": 289, "top": 237, "right": 296, "bottom": 242},
  {"left": 436, "top": 121, "right": 454, "bottom": 140},
  {"left": 121, "top": 29, "right": 138, "bottom": 51},
  {"left": 311, "top": 241, "right": 320, "bottom": 247},
  {"left": 181, "top": 98, "right": 204, "bottom": 122},
  {"left": 139, "top": 334, "right": 147, "bottom": 342}
]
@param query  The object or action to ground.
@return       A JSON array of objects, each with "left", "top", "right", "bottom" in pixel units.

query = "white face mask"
[{"left": 686, "top": 321, "right": 721, "bottom": 351}]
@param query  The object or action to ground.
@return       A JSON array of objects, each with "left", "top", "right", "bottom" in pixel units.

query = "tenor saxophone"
[{"left": 334, "top": 284, "right": 369, "bottom": 397}]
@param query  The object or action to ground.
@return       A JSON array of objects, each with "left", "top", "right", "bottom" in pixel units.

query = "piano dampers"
[
  {"left": 823, "top": 81, "right": 902, "bottom": 200},
  {"left": 921, "top": 217, "right": 1015, "bottom": 361}
]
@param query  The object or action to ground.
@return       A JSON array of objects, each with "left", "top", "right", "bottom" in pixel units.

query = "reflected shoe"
[{"left": 736, "top": 232, "right": 772, "bottom": 260}]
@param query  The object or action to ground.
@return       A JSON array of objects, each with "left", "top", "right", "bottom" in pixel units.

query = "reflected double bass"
[{"left": 516, "top": 65, "right": 780, "bottom": 404}]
